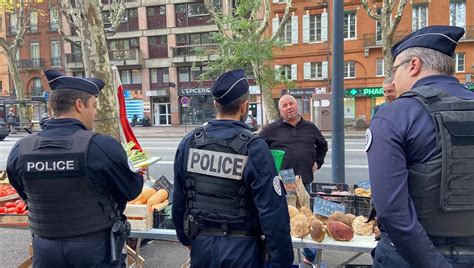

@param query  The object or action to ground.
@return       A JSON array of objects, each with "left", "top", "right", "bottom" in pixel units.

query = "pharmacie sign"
[{"left": 344, "top": 87, "right": 383, "bottom": 97}]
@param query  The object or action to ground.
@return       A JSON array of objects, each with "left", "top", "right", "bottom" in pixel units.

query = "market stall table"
[{"left": 130, "top": 229, "right": 377, "bottom": 267}]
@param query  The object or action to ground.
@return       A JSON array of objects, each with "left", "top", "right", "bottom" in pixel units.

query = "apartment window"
[
  {"left": 280, "top": 18, "right": 292, "bottom": 44},
  {"left": 150, "top": 68, "right": 169, "bottom": 87},
  {"left": 50, "top": 8, "right": 59, "bottom": 31},
  {"left": 178, "top": 67, "right": 191, "bottom": 82},
  {"left": 175, "top": 3, "right": 212, "bottom": 27},
  {"left": 148, "top": 36, "right": 168, "bottom": 58},
  {"left": 450, "top": 1, "right": 465, "bottom": 28},
  {"left": 280, "top": 65, "right": 292, "bottom": 80},
  {"left": 376, "top": 58, "right": 384, "bottom": 76},
  {"left": 454, "top": 53, "right": 465, "bottom": 72},
  {"left": 50, "top": 41, "right": 61, "bottom": 67},
  {"left": 32, "top": 77, "right": 42, "bottom": 96},
  {"left": 311, "top": 62, "right": 322, "bottom": 79},
  {"left": 120, "top": 70, "right": 131, "bottom": 84},
  {"left": 132, "top": 70, "right": 142, "bottom": 84},
  {"left": 117, "top": 8, "right": 139, "bottom": 32},
  {"left": 344, "top": 11, "right": 356, "bottom": 39},
  {"left": 147, "top": 6, "right": 166, "bottom": 29},
  {"left": 30, "top": 10, "right": 38, "bottom": 32},
  {"left": 344, "top": 61, "right": 356, "bottom": 78},
  {"left": 309, "top": 14, "right": 322, "bottom": 42},
  {"left": 30, "top": 42, "right": 40, "bottom": 60},
  {"left": 9, "top": 13, "right": 17, "bottom": 34},
  {"left": 109, "top": 38, "right": 139, "bottom": 50},
  {"left": 412, "top": 4, "right": 428, "bottom": 31}
]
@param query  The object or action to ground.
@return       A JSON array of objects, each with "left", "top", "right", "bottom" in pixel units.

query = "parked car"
[
  {"left": 0, "top": 118, "right": 9, "bottom": 141},
  {"left": 245, "top": 115, "right": 258, "bottom": 132}
]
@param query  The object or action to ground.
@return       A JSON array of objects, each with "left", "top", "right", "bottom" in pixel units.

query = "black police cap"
[
  {"left": 45, "top": 69, "right": 105, "bottom": 96},
  {"left": 212, "top": 69, "right": 249, "bottom": 105},
  {"left": 391, "top": 25, "right": 465, "bottom": 59}
]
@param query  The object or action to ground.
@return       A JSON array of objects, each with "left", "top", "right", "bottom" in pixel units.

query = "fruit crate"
[
  {"left": 354, "top": 196, "right": 372, "bottom": 217},
  {"left": 124, "top": 204, "right": 153, "bottom": 231},
  {"left": 153, "top": 210, "right": 174, "bottom": 229},
  {"left": 310, "top": 193, "right": 354, "bottom": 214},
  {"left": 310, "top": 182, "right": 350, "bottom": 194}
]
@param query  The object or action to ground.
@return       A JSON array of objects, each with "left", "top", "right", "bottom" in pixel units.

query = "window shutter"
[
  {"left": 291, "top": 64, "right": 297, "bottom": 80},
  {"left": 291, "top": 16, "right": 298, "bottom": 44},
  {"left": 303, "top": 14, "right": 310, "bottom": 43},
  {"left": 321, "top": 12, "right": 328, "bottom": 41},
  {"left": 272, "top": 17, "right": 279, "bottom": 38},
  {"left": 322, "top": 61, "right": 328, "bottom": 79},
  {"left": 304, "top": 62, "right": 311, "bottom": 80}
]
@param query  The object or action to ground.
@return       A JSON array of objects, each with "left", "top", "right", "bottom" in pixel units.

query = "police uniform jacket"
[
  {"left": 172, "top": 120, "right": 294, "bottom": 267},
  {"left": 7, "top": 118, "right": 143, "bottom": 217},
  {"left": 367, "top": 75, "right": 474, "bottom": 267}
]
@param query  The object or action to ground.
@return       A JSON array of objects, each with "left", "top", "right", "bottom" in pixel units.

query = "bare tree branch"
[
  {"left": 108, "top": 0, "right": 126, "bottom": 33},
  {"left": 270, "top": 0, "right": 292, "bottom": 42},
  {"left": 204, "top": 0, "right": 229, "bottom": 38},
  {"left": 59, "top": 0, "right": 81, "bottom": 34},
  {"left": 361, "top": 0, "right": 381, "bottom": 21},
  {"left": 13, "top": 0, "right": 27, "bottom": 49},
  {"left": 389, "top": 0, "right": 407, "bottom": 36},
  {"left": 256, "top": 0, "right": 271, "bottom": 37}
]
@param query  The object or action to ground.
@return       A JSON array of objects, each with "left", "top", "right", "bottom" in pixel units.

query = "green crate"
[{"left": 271, "top": 150, "right": 285, "bottom": 172}]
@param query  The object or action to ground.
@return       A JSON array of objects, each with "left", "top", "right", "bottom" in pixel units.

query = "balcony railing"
[
  {"left": 51, "top": 57, "right": 62, "bottom": 67},
  {"left": 363, "top": 31, "right": 411, "bottom": 48},
  {"left": 16, "top": 59, "right": 44, "bottom": 70},
  {"left": 65, "top": 53, "right": 83, "bottom": 69},
  {"left": 172, "top": 44, "right": 218, "bottom": 57},
  {"left": 109, "top": 48, "right": 142, "bottom": 66}
]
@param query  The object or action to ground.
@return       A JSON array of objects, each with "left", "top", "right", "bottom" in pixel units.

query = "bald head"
[{"left": 278, "top": 94, "right": 299, "bottom": 124}]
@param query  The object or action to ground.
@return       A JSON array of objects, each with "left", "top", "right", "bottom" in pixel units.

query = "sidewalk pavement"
[
  {"left": 131, "top": 126, "right": 367, "bottom": 139},
  {"left": 9, "top": 126, "right": 367, "bottom": 139}
]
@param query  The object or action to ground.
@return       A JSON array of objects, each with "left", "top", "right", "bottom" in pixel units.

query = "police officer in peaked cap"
[
  {"left": 367, "top": 25, "right": 474, "bottom": 267},
  {"left": 172, "top": 69, "right": 294, "bottom": 267},
  {"left": 6, "top": 70, "right": 144, "bottom": 267}
]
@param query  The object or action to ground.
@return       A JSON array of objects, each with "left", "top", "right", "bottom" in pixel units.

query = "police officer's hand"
[{"left": 312, "top": 162, "right": 319, "bottom": 172}]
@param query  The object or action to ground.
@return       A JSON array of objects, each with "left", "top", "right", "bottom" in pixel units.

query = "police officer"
[
  {"left": 172, "top": 69, "right": 294, "bottom": 267},
  {"left": 367, "top": 26, "right": 474, "bottom": 268},
  {"left": 6, "top": 70, "right": 143, "bottom": 267}
]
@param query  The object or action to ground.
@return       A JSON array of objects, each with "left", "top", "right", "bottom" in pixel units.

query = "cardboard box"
[{"left": 124, "top": 204, "right": 153, "bottom": 231}]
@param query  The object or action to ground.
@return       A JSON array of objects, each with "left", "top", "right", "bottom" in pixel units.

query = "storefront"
[
  {"left": 344, "top": 86, "right": 383, "bottom": 121},
  {"left": 178, "top": 87, "right": 214, "bottom": 125},
  {"left": 281, "top": 88, "right": 326, "bottom": 121}
]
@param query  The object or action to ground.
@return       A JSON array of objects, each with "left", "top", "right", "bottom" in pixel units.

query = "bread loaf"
[
  {"left": 290, "top": 214, "right": 310, "bottom": 238},
  {"left": 309, "top": 219, "right": 326, "bottom": 242},
  {"left": 352, "top": 216, "right": 374, "bottom": 236},
  {"left": 326, "top": 221, "right": 354, "bottom": 241}
]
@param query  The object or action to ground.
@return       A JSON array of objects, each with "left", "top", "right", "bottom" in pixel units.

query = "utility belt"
[
  {"left": 380, "top": 232, "right": 474, "bottom": 264},
  {"left": 198, "top": 228, "right": 261, "bottom": 238},
  {"left": 33, "top": 229, "right": 109, "bottom": 241}
]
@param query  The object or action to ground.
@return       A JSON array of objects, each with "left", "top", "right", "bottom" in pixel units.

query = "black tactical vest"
[
  {"left": 400, "top": 86, "right": 474, "bottom": 237},
  {"left": 18, "top": 130, "right": 120, "bottom": 239},
  {"left": 185, "top": 126, "right": 258, "bottom": 233}
]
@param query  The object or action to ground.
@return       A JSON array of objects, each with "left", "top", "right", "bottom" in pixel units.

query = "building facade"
[
  {"left": 2, "top": 2, "right": 62, "bottom": 120},
  {"left": 270, "top": 0, "right": 474, "bottom": 130},
  {"left": 0, "top": 11, "right": 9, "bottom": 97}
]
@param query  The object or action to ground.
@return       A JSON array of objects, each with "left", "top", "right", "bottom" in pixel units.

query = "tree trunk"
[
  {"left": 77, "top": 0, "right": 120, "bottom": 140},
  {"left": 252, "top": 62, "right": 278, "bottom": 123},
  {"left": 6, "top": 49, "right": 28, "bottom": 123}
]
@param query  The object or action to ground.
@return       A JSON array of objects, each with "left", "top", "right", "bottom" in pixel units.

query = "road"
[{"left": 0, "top": 134, "right": 372, "bottom": 267}]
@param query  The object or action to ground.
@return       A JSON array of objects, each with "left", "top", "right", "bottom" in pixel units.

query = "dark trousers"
[
  {"left": 33, "top": 236, "right": 126, "bottom": 268},
  {"left": 372, "top": 234, "right": 474, "bottom": 268},
  {"left": 190, "top": 235, "right": 265, "bottom": 268}
]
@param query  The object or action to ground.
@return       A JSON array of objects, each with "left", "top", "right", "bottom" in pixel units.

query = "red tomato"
[
  {"left": 16, "top": 203, "right": 25, "bottom": 210},
  {"left": 20, "top": 206, "right": 26, "bottom": 213},
  {"left": 22, "top": 211, "right": 28, "bottom": 215},
  {"left": 5, "top": 191, "right": 16, "bottom": 195},
  {"left": 15, "top": 199, "right": 23, "bottom": 204},
  {"left": 6, "top": 207, "right": 17, "bottom": 213},
  {"left": 4, "top": 202, "right": 16, "bottom": 208},
  {"left": 0, "top": 207, "right": 5, "bottom": 213}
]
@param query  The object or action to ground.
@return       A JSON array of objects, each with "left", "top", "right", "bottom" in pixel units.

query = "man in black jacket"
[{"left": 260, "top": 94, "right": 328, "bottom": 264}]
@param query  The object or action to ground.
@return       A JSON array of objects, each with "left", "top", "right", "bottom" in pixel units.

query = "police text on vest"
[
  {"left": 26, "top": 160, "right": 76, "bottom": 172},
  {"left": 187, "top": 148, "right": 248, "bottom": 180}
]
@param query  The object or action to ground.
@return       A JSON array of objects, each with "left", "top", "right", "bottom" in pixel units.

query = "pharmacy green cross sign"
[{"left": 344, "top": 87, "right": 384, "bottom": 97}]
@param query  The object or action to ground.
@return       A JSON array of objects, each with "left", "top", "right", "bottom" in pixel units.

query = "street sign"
[{"left": 181, "top": 96, "right": 190, "bottom": 107}]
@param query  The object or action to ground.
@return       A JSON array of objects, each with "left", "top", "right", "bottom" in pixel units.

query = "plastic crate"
[
  {"left": 354, "top": 195, "right": 372, "bottom": 217},
  {"left": 153, "top": 209, "right": 174, "bottom": 229},
  {"left": 310, "top": 193, "right": 355, "bottom": 214},
  {"left": 311, "top": 183, "right": 350, "bottom": 194}
]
